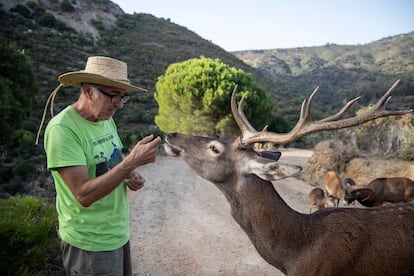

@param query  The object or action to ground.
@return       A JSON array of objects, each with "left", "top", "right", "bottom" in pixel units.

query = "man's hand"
[
  {"left": 124, "top": 134, "right": 161, "bottom": 169},
  {"left": 125, "top": 170, "right": 145, "bottom": 191}
]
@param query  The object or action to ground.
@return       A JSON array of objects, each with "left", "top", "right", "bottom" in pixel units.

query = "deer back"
[{"left": 369, "top": 177, "right": 414, "bottom": 203}]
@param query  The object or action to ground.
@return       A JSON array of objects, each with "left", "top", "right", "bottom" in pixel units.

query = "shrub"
[
  {"left": 0, "top": 196, "right": 61, "bottom": 275},
  {"left": 60, "top": 0, "right": 75, "bottom": 12}
]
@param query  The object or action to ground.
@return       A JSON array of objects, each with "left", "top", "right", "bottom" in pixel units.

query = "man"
[{"left": 43, "top": 56, "right": 161, "bottom": 275}]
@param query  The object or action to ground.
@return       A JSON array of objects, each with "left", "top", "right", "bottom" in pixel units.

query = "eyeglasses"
[{"left": 92, "top": 85, "right": 129, "bottom": 104}]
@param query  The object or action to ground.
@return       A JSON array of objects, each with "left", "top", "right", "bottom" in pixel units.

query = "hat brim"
[{"left": 59, "top": 72, "right": 147, "bottom": 92}]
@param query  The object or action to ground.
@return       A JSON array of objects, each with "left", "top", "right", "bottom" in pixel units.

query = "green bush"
[
  {"left": 60, "top": 0, "right": 75, "bottom": 12},
  {"left": 0, "top": 196, "right": 61, "bottom": 275}
]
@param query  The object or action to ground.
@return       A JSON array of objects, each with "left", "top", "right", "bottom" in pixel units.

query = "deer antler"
[{"left": 232, "top": 80, "right": 413, "bottom": 145}]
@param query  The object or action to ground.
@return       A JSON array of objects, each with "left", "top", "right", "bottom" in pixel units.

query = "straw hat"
[
  {"left": 36, "top": 56, "right": 145, "bottom": 144},
  {"left": 59, "top": 56, "right": 146, "bottom": 92}
]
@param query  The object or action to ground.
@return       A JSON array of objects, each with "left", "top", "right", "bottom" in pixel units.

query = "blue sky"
[{"left": 113, "top": 0, "right": 414, "bottom": 51}]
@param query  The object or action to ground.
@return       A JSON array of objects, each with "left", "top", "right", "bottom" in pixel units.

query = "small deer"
[
  {"left": 323, "top": 170, "right": 345, "bottom": 207},
  {"left": 164, "top": 81, "right": 414, "bottom": 275},
  {"left": 308, "top": 187, "right": 334, "bottom": 212},
  {"left": 343, "top": 177, "right": 414, "bottom": 207}
]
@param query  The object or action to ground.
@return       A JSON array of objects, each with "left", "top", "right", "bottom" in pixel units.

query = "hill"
[{"left": 233, "top": 33, "right": 414, "bottom": 120}]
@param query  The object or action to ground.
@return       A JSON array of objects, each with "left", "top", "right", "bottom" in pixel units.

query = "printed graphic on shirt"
[{"left": 92, "top": 134, "right": 122, "bottom": 177}]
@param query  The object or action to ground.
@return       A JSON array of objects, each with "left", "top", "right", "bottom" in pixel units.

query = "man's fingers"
[{"left": 137, "top": 134, "right": 154, "bottom": 145}]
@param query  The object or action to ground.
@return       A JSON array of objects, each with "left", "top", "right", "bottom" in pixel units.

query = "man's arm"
[{"left": 58, "top": 135, "right": 161, "bottom": 207}]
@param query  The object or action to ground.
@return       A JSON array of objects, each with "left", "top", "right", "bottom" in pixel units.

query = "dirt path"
[{"left": 128, "top": 149, "right": 314, "bottom": 275}]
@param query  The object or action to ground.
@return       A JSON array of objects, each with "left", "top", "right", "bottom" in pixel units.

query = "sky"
[{"left": 112, "top": 0, "right": 414, "bottom": 52}]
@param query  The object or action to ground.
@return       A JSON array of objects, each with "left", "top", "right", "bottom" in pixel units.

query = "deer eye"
[
  {"left": 210, "top": 145, "right": 220, "bottom": 154},
  {"left": 207, "top": 141, "right": 225, "bottom": 157}
]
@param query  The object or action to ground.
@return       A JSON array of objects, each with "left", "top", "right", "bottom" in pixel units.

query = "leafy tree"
[
  {"left": 0, "top": 38, "right": 39, "bottom": 155},
  {"left": 154, "top": 57, "right": 273, "bottom": 138}
]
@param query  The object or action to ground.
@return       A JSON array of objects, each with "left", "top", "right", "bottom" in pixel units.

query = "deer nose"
[{"left": 167, "top": 133, "right": 177, "bottom": 138}]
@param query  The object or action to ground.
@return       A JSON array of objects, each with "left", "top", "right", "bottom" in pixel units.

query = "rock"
[
  {"left": 345, "top": 158, "right": 414, "bottom": 184},
  {"left": 304, "top": 139, "right": 359, "bottom": 185}
]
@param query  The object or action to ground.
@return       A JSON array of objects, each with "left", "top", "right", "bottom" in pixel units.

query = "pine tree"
[{"left": 154, "top": 57, "right": 273, "bottom": 138}]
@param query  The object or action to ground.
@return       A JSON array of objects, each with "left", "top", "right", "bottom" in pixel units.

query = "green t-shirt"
[{"left": 44, "top": 105, "right": 130, "bottom": 251}]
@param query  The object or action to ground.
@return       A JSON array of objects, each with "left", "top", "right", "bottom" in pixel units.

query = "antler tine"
[
  {"left": 294, "top": 86, "right": 320, "bottom": 129},
  {"left": 231, "top": 85, "right": 258, "bottom": 141},
  {"left": 358, "top": 79, "right": 412, "bottom": 118},
  {"left": 303, "top": 86, "right": 319, "bottom": 120},
  {"left": 237, "top": 95, "right": 256, "bottom": 131},
  {"left": 375, "top": 79, "right": 400, "bottom": 109},
  {"left": 320, "top": 96, "right": 361, "bottom": 123},
  {"left": 372, "top": 79, "right": 407, "bottom": 111},
  {"left": 232, "top": 80, "right": 412, "bottom": 146}
]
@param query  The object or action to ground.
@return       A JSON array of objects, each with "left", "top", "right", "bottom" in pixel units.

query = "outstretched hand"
[{"left": 124, "top": 134, "right": 161, "bottom": 170}]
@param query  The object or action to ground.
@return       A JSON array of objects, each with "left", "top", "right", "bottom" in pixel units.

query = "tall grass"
[{"left": 0, "top": 196, "right": 61, "bottom": 275}]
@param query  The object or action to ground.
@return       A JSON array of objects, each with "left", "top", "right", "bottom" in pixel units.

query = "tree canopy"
[
  {"left": 0, "top": 38, "right": 40, "bottom": 155},
  {"left": 154, "top": 57, "right": 273, "bottom": 138}
]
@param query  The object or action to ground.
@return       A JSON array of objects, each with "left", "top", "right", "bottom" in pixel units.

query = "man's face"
[{"left": 89, "top": 84, "right": 128, "bottom": 121}]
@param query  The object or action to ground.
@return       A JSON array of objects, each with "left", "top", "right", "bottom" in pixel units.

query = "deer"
[
  {"left": 323, "top": 170, "right": 345, "bottom": 207},
  {"left": 342, "top": 177, "right": 414, "bottom": 207},
  {"left": 308, "top": 187, "right": 334, "bottom": 212},
  {"left": 164, "top": 80, "right": 414, "bottom": 275}
]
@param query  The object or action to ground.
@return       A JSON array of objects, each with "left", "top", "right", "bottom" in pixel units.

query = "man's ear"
[{"left": 81, "top": 83, "right": 93, "bottom": 99}]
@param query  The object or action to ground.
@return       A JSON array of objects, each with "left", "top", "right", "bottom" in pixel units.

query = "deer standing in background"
[
  {"left": 323, "top": 170, "right": 345, "bottom": 207},
  {"left": 343, "top": 177, "right": 414, "bottom": 207},
  {"left": 308, "top": 187, "right": 334, "bottom": 212},
  {"left": 164, "top": 80, "right": 414, "bottom": 275}
]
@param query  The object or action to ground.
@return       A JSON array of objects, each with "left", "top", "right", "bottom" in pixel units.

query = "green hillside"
[{"left": 233, "top": 33, "right": 414, "bottom": 119}]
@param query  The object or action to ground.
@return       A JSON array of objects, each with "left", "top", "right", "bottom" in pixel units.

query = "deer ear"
[
  {"left": 257, "top": 151, "right": 281, "bottom": 161},
  {"left": 245, "top": 158, "right": 302, "bottom": 181}
]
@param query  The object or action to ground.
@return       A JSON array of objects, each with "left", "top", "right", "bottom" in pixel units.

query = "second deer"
[
  {"left": 323, "top": 170, "right": 345, "bottom": 207},
  {"left": 343, "top": 177, "right": 414, "bottom": 206}
]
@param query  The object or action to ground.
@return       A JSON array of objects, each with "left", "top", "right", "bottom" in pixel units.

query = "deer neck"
[{"left": 216, "top": 175, "right": 308, "bottom": 270}]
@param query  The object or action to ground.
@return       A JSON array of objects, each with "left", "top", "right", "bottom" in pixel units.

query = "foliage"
[
  {"left": 0, "top": 39, "right": 40, "bottom": 156},
  {"left": 0, "top": 196, "right": 60, "bottom": 275},
  {"left": 355, "top": 111, "right": 414, "bottom": 160},
  {"left": 154, "top": 57, "right": 273, "bottom": 138},
  {"left": 60, "top": 0, "right": 75, "bottom": 12},
  {"left": 336, "top": 111, "right": 414, "bottom": 161}
]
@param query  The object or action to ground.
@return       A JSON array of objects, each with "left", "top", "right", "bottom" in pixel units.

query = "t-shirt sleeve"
[{"left": 45, "top": 124, "right": 87, "bottom": 170}]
